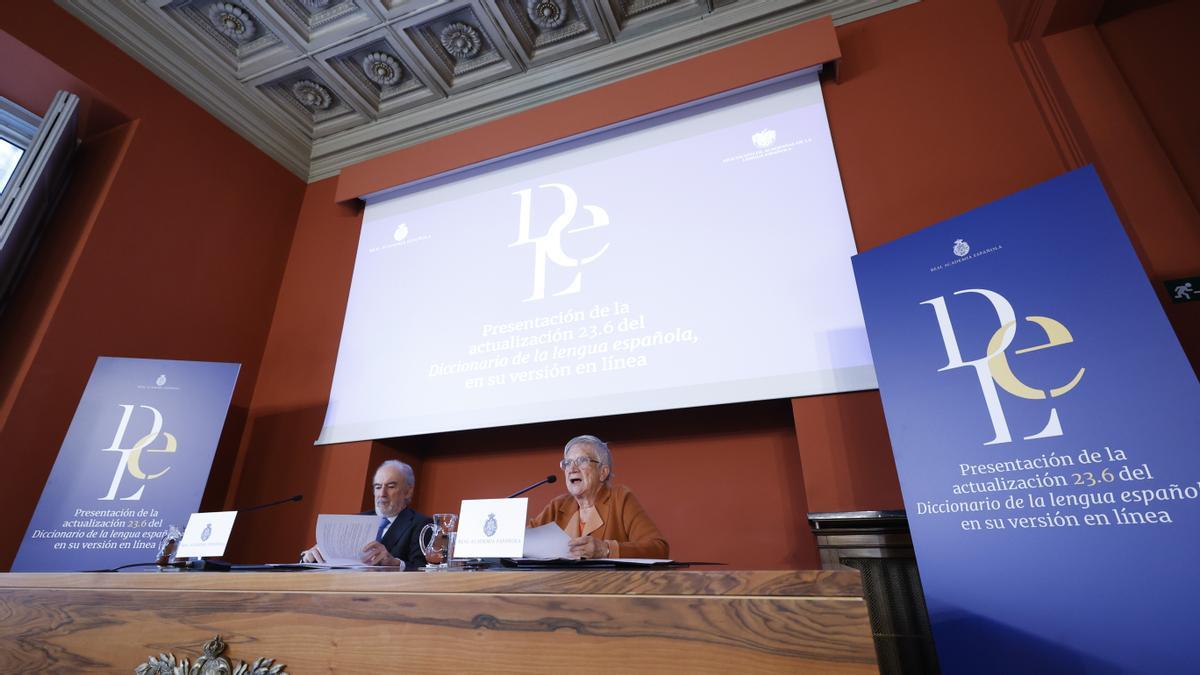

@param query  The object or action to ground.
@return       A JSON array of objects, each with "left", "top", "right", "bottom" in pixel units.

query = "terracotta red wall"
[
  {"left": 0, "top": 8, "right": 305, "bottom": 568},
  {"left": 220, "top": 177, "right": 378, "bottom": 562},
  {"left": 1098, "top": 1, "right": 1200, "bottom": 212},
  {"left": 1091, "top": 1, "right": 1200, "bottom": 368}
]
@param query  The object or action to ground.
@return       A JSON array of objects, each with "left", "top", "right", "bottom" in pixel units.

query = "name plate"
[
  {"left": 454, "top": 498, "right": 526, "bottom": 558},
  {"left": 176, "top": 511, "right": 237, "bottom": 559}
]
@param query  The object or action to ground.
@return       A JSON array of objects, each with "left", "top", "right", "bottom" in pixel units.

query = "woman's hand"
[{"left": 567, "top": 535, "right": 610, "bottom": 559}]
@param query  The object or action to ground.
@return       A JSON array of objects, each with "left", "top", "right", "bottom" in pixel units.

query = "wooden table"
[{"left": 0, "top": 569, "right": 877, "bottom": 673}]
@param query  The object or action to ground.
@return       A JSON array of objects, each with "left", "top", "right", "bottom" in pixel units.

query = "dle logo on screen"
[
  {"left": 99, "top": 404, "right": 177, "bottom": 500},
  {"left": 510, "top": 183, "right": 610, "bottom": 301},
  {"left": 922, "top": 289, "right": 1085, "bottom": 446}
]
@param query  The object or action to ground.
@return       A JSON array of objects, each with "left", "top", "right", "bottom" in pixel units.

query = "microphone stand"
[
  {"left": 241, "top": 493, "right": 304, "bottom": 513},
  {"left": 507, "top": 475, "right": 556, "bottom": 499}
]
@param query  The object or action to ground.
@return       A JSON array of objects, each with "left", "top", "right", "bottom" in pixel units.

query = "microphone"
[
  {"left": 240, "top": 494, "right": 303, "bottom": 514},
  {"left": 507, "top": 475, "right": 556, "bottom": 499}
]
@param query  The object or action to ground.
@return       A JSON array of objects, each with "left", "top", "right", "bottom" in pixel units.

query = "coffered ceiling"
[{"left": 57, "top": 0, "right": 917, "bottom": 181}]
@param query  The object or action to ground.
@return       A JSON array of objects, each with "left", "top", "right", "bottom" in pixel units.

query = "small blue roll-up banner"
[
  {"left": 852, "top": 167, "right": 1200, "bottom": 674},
  {"left": 12, "top": 357, "right": 240, "bottom": 572}
]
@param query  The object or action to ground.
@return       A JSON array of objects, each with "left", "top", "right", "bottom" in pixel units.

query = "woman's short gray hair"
[{"left": 564, "top": 434, "right": 612, "bottom": 482}]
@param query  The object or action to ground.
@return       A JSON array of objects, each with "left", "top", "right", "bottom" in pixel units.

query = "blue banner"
[
  {"left": 12, "top": 357, "right": 239, "bottom": 572},
  {"left": 852, "top": 167, "right": 1200, "bottom": 673}
]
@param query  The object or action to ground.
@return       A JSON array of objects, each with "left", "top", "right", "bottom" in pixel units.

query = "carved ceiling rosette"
[
  {"left": 155, "top": 0, "right": 295, "bottom": 79},
  {"left": 403, "top": 6, "right": 519, "bottom": 93},
  {"left": 318, "top": 33, "right": 443, "bottom": 116},
  {"left": 362, "top": 51, "right": 404, "bottom": 86},
  {"left": 439, "top": 21, "right": 483, "bottom": 60},
  {"left": 489, "top": 0, "right": 605, "bottom": 67},
  {"left": 275, "top": 0, "right": 369, "bottom": 39},
  {"left": 291, "top": 79, "right": 335, "bottom": 111},
  {"left": 207, "top": 2, "right": 258, "bottom": 43},
  {"left": 527, "top": 0, "right": 568, "bottom": 29},
  {"left": 252, "top": 61, "right": 366, "bottom": 138}
]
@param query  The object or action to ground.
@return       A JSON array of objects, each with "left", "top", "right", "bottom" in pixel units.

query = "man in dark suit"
[{"left": 301, "top": 460, "right": 432, "bottom": 570}]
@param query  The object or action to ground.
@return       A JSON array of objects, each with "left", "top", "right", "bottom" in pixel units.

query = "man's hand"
[
  {"left": 361, "top": 540, "right": 404, "bottom": 568},
  {"left": 300, "top": 545, "right": 325, "bottom": 563},
  {"left": 567, "top": 535, "right": 610, "bottom": 560}
]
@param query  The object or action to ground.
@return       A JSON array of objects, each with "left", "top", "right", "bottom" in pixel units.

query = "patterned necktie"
[{"left": 376, "top": 517, "right": 390, "bottom": 542}]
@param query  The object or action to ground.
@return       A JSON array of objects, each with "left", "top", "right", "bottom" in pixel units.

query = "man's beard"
[{"left": 376, "top": 502, "right": 402, "bottom": 518}]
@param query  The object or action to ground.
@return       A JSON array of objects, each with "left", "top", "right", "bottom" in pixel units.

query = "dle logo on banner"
[
  {"left": 99, "top": 404, "right": 177, "bottom": 500},
  {"left": 922, "top": 289, "right": 1086, "bottom": 446},
  {"left": 510, "top": 182, "right": 610, "bottom": 302}
]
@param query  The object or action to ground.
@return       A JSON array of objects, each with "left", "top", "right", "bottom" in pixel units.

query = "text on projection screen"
[{"left": 319, "top": 72, "right": 874, "bottom": 443}]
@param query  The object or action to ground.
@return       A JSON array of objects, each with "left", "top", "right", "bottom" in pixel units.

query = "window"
[
  {"left": 0, "top": 91, "right": 78, "bottom": 314},
  {"left": 0, "top": 96, "right": 37, "bottom": 197},
  {"left": 0, "top": 139, "right": 22, "bottom": 194}
]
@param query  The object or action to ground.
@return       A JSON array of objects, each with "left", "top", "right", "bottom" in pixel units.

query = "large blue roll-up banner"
[
  {"left": 12, "top": 357, "right": 239, "bottom": 572},
  {"left": 852, "top": 167, "right": 1199, "bottom": 673}
]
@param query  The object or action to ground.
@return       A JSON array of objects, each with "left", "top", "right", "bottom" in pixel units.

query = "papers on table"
[
  {"left": 522, "top": 523, "right": 571, "bottom": 559},
  {"left": 312, "top": 514, "right": 397, "bottom": 568},
  {"left": 518, "top": 524, "right": 674, "bottom": 565}
]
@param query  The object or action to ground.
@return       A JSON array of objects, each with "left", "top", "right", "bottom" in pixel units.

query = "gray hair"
[
  {"left": 376, "top": 459, "right": 415, "bottom": 490},
  {"left": 564, "top": 434, "right": 613, "bottom": 482}
]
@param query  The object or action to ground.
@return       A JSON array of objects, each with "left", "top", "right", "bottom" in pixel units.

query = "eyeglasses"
[{"left": 559, "top": 457, "right": 602, "bottom": 470}]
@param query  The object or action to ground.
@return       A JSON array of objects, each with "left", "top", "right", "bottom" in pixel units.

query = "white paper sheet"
[
  {"left": 314, "top": 514, "right": 388, "bottom": 567},
  {"left": 521, "top": 523, "right": 571, "bottom": 559}
]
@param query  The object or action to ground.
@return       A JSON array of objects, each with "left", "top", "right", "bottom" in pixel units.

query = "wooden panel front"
[
  {"left": 0, "top": 568, "right": 867, "bottom": 596},
  {"left": 0, "top": 570, "right": 876, "bottom": 673}
]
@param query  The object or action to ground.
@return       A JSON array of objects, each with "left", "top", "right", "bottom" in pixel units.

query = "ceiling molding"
[{"left": 56, "top": 0, "right": 918, "bottom": 182}]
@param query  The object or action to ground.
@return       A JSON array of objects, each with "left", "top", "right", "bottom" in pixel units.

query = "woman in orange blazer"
[{"left": 528, "top": 435, "right": 669, "bottom": 559}]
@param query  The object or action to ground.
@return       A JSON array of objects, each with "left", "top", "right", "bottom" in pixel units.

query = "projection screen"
[{"left": 318, "top": 70, "right": 875, "bottom": 444}]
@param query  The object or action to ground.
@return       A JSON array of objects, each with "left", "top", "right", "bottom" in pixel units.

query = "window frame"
[
  {"left": 0, "top": 96, "right": 40, "bottom": 197},
  {"left": 0, "top": 95, "right": 39, "bottom": 149}
]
